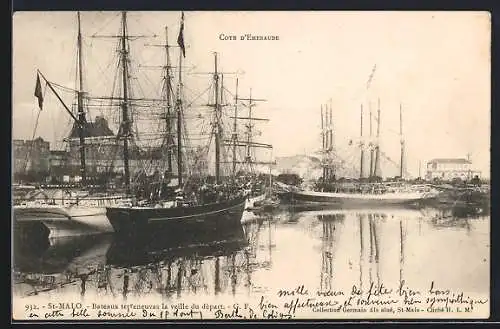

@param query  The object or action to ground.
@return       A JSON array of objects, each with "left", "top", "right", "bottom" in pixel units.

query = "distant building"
[
  {"left": 48, "top": 150, "right": 69, "bottom": 182},
  {"left": 13, "top": 116, "right": 169, "bottom": 184},
  {"left": 425, "top": 158, "right": 481, "bottom": 181},
  {"left": 65, "top": 116, "right": 167, "bottom": 180},
  {"left": 66, "top": 115, "right": 118, "bottom": 176},
  {"left": 13, "top": 137, "right": 50, "bottom": 180}
]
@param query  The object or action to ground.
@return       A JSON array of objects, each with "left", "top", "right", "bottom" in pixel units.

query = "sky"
[{"left": 12, "top": 11, "right": 491, "bottom": 178}]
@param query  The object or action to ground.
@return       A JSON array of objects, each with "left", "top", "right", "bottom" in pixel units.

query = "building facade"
[
  {"left": 13, "top": 137, "right": 51, "bottom": 180},
  {"left": 58, "top": 116, "right": 169, "bottom": 183},
  {"left": 13, "top": 116, "right": 173, "bottom": 184},
  {"left": 425, "top": 158, "right": 481, "bottom": 181}
]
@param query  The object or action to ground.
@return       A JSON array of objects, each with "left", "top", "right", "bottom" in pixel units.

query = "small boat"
[
  {"left": 13, "top": 189, "right": 129, "bottom": 239},
  {"left": 245, "top": 191, "right": 266, "bottom": 210}
]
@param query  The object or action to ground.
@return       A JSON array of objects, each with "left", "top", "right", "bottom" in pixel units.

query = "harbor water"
[{"left": 12, "top": 206, "right": 489, "bottom": 319}]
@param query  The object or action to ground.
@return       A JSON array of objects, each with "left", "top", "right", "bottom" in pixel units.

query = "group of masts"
[
  {"left": 36, "top": 11, "right": 274, "bottom": 197},
  {"left": 220, "top": 77, "right": 274, "bottom": 177},
  {"left": 113, "top": 12, "right": 185, "bottom": 194},
  {"left": 358, "top": 99, "right": 405, "bottom": 179},
  {"left": 359, "top": 99, "right": 382, "bottom": 179},
  {"left": 321, "top": 96, "right": 405, "bottom": 181},
  {"left": 321, "top": 60, "right": 405, "bottom": 181},
  {"left": 118, "top": 11, "right": 187, "bottom": 191},
  {"left": 111, "top": 12, "right": 273, "bottom": 191},
  {"left": 35, "top": 12, "right": 185, "bottom": 195}
]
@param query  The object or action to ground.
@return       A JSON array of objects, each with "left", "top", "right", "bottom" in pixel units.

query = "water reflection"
[
  {"left": 317, "top": 214, "right": 344, "bottom": 293},
  {"left": 12, "top": 216, "right": 276, "bottom": 300},
  {"left": 12, "top": 206, "right": 489, "bottom": 303},
  {"left": 277, "top": 207, "right": 488, "bottom": 295},
  {"left": 14, "top": 234, "right": 112, "bottom": 275}
]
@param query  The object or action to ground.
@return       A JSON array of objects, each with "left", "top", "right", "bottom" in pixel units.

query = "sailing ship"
[
  {"left": 281, "top": 100, "right": 438, "bottom": 208},
  {"left": 13, "top": 12, "right": 131, "bottom": 238},
  {"left": 223, "top": 83, "right": 276, "bottom": 222},
  {"left": 105, "top": 12, "right": 248, "bottom": 240},
  {"left": 229, "top": 86, "right": 274, "bottom": 209}
]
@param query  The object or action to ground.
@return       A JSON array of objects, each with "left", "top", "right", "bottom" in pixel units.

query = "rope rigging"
[{"left": 29, "top": 12, "right": 265, "bottom": 193}]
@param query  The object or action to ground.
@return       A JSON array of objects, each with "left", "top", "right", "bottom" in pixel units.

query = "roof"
[
  {"left": 68, "top": 116, "right": 114, "bottom": 139},
  {"left": 428, "top": 158, "right": 471, "bottom": 164}
]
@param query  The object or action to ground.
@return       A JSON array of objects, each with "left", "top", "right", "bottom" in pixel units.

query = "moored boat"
[
  {"left": 284, "top": 184, "right": 438, "bottom": 208},
  {"left": 105, "top": 13, "right": 249, "bottom": 239},
  {"left": 282, "top": 93, "right": 439, "bottom": 209},
  {"left": 13, "top": 189, "right": 130, "bottom": 238},
  {"left": 107, "top": 194, "right": 247, "bottom": 242},
  {"left": 245, "top": 192, "right": 266, "bottom": 209},
  {"left": 14, "top": 202, "right": 117, "bottom": 239}
]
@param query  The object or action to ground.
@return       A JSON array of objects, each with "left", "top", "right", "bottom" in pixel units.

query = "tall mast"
[
  {"left": 328, "top": 101, "right": 334, "bottom": 180},
  {"left": 321, "top": 105, "right": 326, "bottom": 181},
  {"left": 221, "top": 74, "right": 225, "bottom": 106},
  {"left": 164, "top": 26, "right": 174, "bottom": 174},
  {"left": 374, "top": 98, "right": 381, "bottom": 178},
  {"left": 366, "top": 64, "right": 376, "bottom": 178},
  {"left": 245, "top": 89, "right": 253, "bottom": 163},
  {"left": 120, "top": 11, "right": 131, "bottom": 194},
  {"left": 176, "top": 41, "right": 183, "bottom": 186},
  {"left": 329, "top": 101, "right": 333, "bottom": 152},
  {"left": 322, "top": 105, "right": 326, "bottom": 148},
  {"left": 213, "top": 53, "right": 221, "bottom": 184},
  {"left": 325, "top": 104, "right": 333, "bottom": 180},
  {"left": 322, "top": 103, "right": 333, "bottom": 181},
  {"left": 369, "top": 102, "right": 374, "bottom": 177},
  {"left": 226, "top": 92, "right": 270, "bottom": 171},
  {"left": 325, "top": 104, "right": 330, "bottom": 180},
  {"left": 399, "top": 103, "right": 404, "bottom": 179},
  {"left": 232, "top": 78, "right": 239, "bottom": 176},
  {"left": 144, "top": 26, "right": 175, "bottom": 176},
  {"left": 220, "top": 72, "right": 226, "bottom": 176},
  {"left": 89, "top": 11, "right": 155, "bottom": 193},
  {"left": 359, "top": 104, "right": 364, "bottom": 178},
  {"left": 76, "top": 12, "right": 87, "bottom": 187}
]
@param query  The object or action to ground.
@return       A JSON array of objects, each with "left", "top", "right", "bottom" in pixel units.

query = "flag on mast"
[
  {"left": 34, "top": 73, "right": 44, "bottom": 110},
  {"left": 177, "top": 12, "right": 186, "bottom": 58}
]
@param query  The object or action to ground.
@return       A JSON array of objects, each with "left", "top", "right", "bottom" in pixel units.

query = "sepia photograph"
[{"left": 11, "top": 11, "right": 490, "bottom": 320}]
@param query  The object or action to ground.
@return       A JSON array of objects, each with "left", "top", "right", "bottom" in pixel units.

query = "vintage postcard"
[{"left": 12, "top": 11, "right": 490, "bottom": 320}]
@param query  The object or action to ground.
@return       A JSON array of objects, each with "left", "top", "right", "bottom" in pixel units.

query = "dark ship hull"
[
  {"left": 279, "top": 189, "right": 437, "bottom": 208},
  {"left": 106, "top": 195, "right": 247, "bottom": 244}
]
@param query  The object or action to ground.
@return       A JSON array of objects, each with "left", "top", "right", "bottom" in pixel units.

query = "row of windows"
[{"left": 428, "top": 163, "right": 471, "bottom": 170}]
